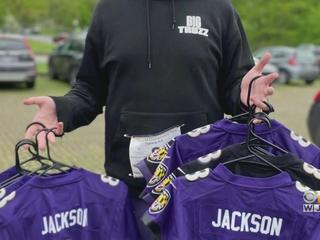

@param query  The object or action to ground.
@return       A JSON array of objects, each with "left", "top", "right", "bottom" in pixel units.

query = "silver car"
[
  {"left": 0, "top": 36, "right": 36, "bottom": 88},
  {"left": 255, "top": 46, "right": 319, "bottom": 85}
]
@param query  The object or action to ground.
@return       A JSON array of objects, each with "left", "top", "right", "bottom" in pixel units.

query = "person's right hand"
[{"left": 23, "top": 96, "right": 64, "bottom": 150}]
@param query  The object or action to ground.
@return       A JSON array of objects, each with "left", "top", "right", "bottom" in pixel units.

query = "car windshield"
[{"left": 0, "top": 39, "right": 26, "bottom": 51}]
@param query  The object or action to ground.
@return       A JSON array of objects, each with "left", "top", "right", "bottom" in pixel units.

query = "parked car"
[
  {"left": 298, "top": 44, "right": 320, "bottom": 73},
  {"left": 307, "top": 90, "right": 320, "bottom": 146},
  {"left": 0, "top": 36, "right": 36, "bottom": 88},
  {"left": 48, "top": 36, "right": 85, "bottom": 86},
  {"left": 314, "top": 47, "right": 320, "bottom": 72},
  {"left": 254, "top": 46, "right": 319, "bottom": 85}
]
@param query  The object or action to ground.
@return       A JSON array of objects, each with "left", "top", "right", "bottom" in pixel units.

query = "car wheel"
[
  {"left": 69, "top": 67, "right": 78, "bottom": 86},
  {"left": 307, "top": 101, "right": 320, "bottom": 146},
  {"left": 305, "top": 78, "right": 315, "bottom": 85},
  {"left": 26, "top": 80, "right": 35, "bottom": 89},
  {"left": 48, "top": 63, "right": 58, "bottom": 80},
  {"left": 277, "top": 70, "right": 290, "bottom": 84}
]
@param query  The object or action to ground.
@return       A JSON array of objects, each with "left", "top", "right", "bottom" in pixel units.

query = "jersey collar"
[{"left": 212, "top": 163, "right": 293, "bottom": 189}]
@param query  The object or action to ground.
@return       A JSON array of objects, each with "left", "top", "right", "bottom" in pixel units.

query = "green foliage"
[
  {"left": 233, "top": 0, "right": 320, "bottom": 50},
  {"left": 1, "top": 0, "right": 319, "bottom": 50},
  {"left": 1, "top": 0, "right": 98, "bottom": 33},
  {"left": 0, "top": 2, "right": 5, "bottom": 26},
  {"left": 5, "top": 0, "right": 49, "bottom": 27},
  {"left": 47, "top": 0, "right": 97, "bottom": 30}
]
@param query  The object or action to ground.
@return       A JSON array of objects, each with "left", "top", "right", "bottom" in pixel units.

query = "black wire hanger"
[
  {"left": 223, "top": 73, "right": 289, "bottom": 172},
  {"left": 37, "top": 127, "right": 76, "bottom": 175},
  {"left": 229, "top": 75, "right": 275, "bottom": 122},
  {"left": 17, "top": 122, "right": 74, "bottom": 175},
  {"left": 224, "top": 112, "right": 284, "bottom": 173}
]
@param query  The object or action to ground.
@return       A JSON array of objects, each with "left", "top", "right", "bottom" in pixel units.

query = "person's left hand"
[{"left": 240, "top": 52, "right": 278, "bottom": 111}]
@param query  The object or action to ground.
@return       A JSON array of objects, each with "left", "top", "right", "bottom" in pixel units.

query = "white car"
[{"left": 0, "top": 36, "right": 36, "bottom": 88}]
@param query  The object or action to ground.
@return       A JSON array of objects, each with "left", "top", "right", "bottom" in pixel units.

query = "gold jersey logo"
[
  {"left": 152, "top": 174, "right": 176, "bottom": 195},
  {"left": 149, "top": 189, "right": 171, "bottom": 214},
  {"left": 147, "top": 147, "right": 169, "bottom": 163},
  {"left": 148, "top": 164, "right": 168, "bottom": 187}
]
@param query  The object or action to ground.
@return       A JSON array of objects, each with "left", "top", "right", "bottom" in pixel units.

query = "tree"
[
  {"left": 1, "top": 0, "right": 98, "bottom": 32},
  {"left": 233, "top": 0, "right": 320, "bottom": 49},
  {"left": 5, "top": 0, "right": 49, "bottom": 28}
]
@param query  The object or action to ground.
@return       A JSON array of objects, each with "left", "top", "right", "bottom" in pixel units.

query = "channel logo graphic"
[{"left": 303, "top": 191, "right": 320, "bottom": 212}]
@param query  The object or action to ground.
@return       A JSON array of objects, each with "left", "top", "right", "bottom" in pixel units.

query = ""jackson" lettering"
[
  {"left": 41, "top": 208, "right": 88, "bottom": 235},
  {"left": 212, "top": 208, "right": 283, "bottom": 237}
]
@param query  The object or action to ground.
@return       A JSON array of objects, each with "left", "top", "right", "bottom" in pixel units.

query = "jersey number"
[
  {"left": 185, "top": 168, "right": 210, "bottom": 182},
  {"left": 101, "top": 175, "right": 120, "bottom": 187}
]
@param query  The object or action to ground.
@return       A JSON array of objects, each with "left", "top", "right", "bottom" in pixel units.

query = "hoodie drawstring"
[
  {"left": 171, "top": 0, "right": 176, "bottom": 30},
  {"left": 146, "top": 0, "right": 152, "bottom": 69},
  {"left": 145, "top": 0, "right": 177, "bottom": 69}
]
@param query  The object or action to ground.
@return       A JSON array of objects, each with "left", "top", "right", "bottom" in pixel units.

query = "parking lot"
[{"left": 0, "top": 76, "right": 319, "bottom": 173}]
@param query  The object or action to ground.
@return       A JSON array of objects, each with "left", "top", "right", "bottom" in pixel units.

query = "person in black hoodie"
[{"left": 24, "top": 0, "right": 277, "bottom": 237}]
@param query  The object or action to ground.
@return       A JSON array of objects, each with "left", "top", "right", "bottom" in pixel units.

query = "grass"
[
  {"left": 0, "top": 76, "right": 70, "bottom": 96},
  {"left": 0, "top": 76, "right": 105, "bottom": 173},
  {"left": 33, "top": 68, "right": 76, "bottom": 95},
  {"left": 29, "top": 39, "right": 55, "bottom": 55},
  {"left": 34, "top": 76, "right": 69, "bottom": 94},
  {"left": 37, "top": 62, "right": 48, "bottom": 75}
]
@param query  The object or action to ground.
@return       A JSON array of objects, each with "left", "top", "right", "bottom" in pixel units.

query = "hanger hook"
[
  {"left": 247, "top": 75, "right": 263, "bottom": 108},
  {"left": 246, "top": 76, "right": 275, "bottom": 116},
  {"left": 15, "top": 139, "right": 37, "bottom": 172},
  {"left": 262, "top": 101, "right": 274, "bottom": 114},
  {"left": 247, "top": 111, "right": 272, "bottom": 144},
  {"left": 45, "top": 127, "right": 59, "bottom": 160},
  {"left": 25, "top": 122, "right": 46, "bottom": 132}
]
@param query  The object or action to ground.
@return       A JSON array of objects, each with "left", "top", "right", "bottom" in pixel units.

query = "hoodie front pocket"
[
  {"left": 109, "top": 111, "right": 208, "bottom": 177},
  {"left": 119, "top": 111, "right": 208, "bottom": 137}
]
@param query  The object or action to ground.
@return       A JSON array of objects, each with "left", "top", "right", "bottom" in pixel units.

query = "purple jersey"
[
  {"left": 0, "top": 169, "right": 140, "bottom": 240},
  {"left": 0, "top": 175, "right": 32, "bottom": 200},
  {"left": 142, "top": 144, "right": 320, "bottom": 204},
  {"left": 0, "top": 167, "right": 18, "bottom": 183},
  {"left": 140, "top": 119, "right": 320, "bottom": 198},
  {"left": 143, "top": 164, "right": 320, "bottom": 240}
]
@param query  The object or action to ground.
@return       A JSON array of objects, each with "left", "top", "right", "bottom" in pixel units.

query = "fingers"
[
  {"left": 254, "top": 52, "right": 272, "bottom": 72},
  {"left": 248, "top": 74, "right": 276, "bottom": 107},
  {"left": 36, "top": 130, "right": 58, "bottom": 151},
  {"left": 55, "top": 122, "right": 64, "bottom": 136},
  {"left": 46, "top": 131, "right": 56, "bottom": 144},
  {"left": 24, "top": 125, "right": 39, "bottom": 140},
  {"left": 24, "top": 122, "right": 63, "bottom": 150},
  {"left": 265, "top": 86, "right": 275, "bottom": 96},
  {"left": 253, "top": 118, "right": 262, "bottom": 124},
  {"left": 252, "top": 99, "right": 270, "bottom": 112},
  {"left": 24, "top": 125, "right": 39, "bottom": 149},
  {"left": 36, "top": 131, "right": 47, "bottom": 151},
  {"left": 262, "top": 72, "right": 279, "bottom": 86},
  {"left": 241, "top": 53, "right": 278, "bottom": 113},
  {"left": 23, "top": 96, "right": 47, "bottom": 107}
]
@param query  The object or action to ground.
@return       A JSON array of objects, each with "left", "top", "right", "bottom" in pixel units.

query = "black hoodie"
[{"left": 52, "top": 0, "right": 254, "bottom": 191}]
